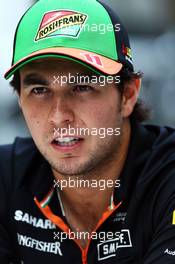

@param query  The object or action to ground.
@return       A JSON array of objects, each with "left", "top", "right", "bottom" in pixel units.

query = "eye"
[
  {"left": 72, "top": 85, "right": 93, "bottom": 93},
  {"left": 31, "top": 87, "right": 49, "bottom": 95}
]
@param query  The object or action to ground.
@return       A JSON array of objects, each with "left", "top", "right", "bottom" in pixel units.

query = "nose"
[{"left": 48, "top": 96, "right": 75, "bottom": 127}]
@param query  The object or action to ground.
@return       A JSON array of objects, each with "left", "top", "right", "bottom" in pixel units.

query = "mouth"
[{"left": 51, "top": 136, "right": 84, "bottom": 150}]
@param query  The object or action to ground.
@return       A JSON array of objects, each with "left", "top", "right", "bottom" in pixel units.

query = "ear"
[{"left": 121, "top": 78, "right": 141, "bottom": 118}]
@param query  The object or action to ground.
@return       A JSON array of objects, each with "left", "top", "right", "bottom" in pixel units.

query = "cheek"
[
  {"left": 85, "top": 101, "right": 120, "bottom": 129},
  {"left": 21, "top": 105, "right": 46, "bottom": 136}
]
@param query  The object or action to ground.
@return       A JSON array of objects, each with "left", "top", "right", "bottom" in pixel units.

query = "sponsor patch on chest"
[
  {"left": 97, "top": 229, "right": 132, "bottom": 261},
  {"left": 14, "top": 210, "right": 56, "bottom": 229}
]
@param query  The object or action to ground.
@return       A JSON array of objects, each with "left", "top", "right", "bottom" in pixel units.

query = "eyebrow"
[{"left": 22, "top": 73, "right": 49, "bottom": 88}]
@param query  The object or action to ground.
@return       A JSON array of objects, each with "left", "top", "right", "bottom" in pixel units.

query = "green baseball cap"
[{"left": 4, "top": 0, "right": 134, "bottom": 79}]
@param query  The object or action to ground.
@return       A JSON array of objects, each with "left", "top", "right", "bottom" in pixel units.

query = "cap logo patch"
[
  {"left": 122, "top": 44, "right": 132, "bottom": 63},
  {"left": 80, "top": 53, "right": 103, "bottom": 68},
  {"left": 35, "top": 10, "right": 88, "bottom": 41}
]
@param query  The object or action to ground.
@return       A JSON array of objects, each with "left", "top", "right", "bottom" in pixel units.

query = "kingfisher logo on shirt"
[
  {"left": 35, "top": 10, "right": 88, "bottom": 41},
  {"left": 17, "top": 233, "right": 63, "bottom": 255},
  {"left": 97, "top": 229, "right": 132, "bottom": 261}
]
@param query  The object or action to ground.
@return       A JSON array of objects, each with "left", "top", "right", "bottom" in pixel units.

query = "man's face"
[{"left": 19, "top": 58, "right": 126, "bottom": 176}]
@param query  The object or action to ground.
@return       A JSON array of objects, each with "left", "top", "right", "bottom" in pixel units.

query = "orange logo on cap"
[{"left": 80, "top": 53, "right": 103, "bottom": 68}]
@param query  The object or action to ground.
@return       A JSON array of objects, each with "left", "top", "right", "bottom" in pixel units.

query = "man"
[{"left": 1, "top": 0, "right": 175, "bottom": 263}]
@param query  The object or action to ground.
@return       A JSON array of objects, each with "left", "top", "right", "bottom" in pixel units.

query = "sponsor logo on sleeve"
[
  {"left": 35, "top": 10, "right": 88, "bottom": 41},
  {"left": 172, "top": 210, "right": 175, "bottom": 225},
  {"left": 164, "top": 248, "right": 175, "bottom": 256},
  {"left": 97, "top": 229, "right": 132, "bottom": 261}
]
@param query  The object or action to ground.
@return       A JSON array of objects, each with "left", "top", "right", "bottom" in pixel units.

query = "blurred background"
[{"left": 0, "top": 0, "right": 175, "bottom": 144}]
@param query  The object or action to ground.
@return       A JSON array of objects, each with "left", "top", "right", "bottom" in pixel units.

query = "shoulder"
[
  {"left": 0, "top": 137, "right": 36, "bottom": 155},
  {"left": 128, "top": 123, "right": 175, "bottom": 227},
  {"left": 128, "top": 121, "right": 175, "bottom": 198},
  {"left": 0, "top": 138, "right": 41, "bottom": 224},
  {"left": 0, "top": 137, "right": 38, "bottom": 167},
  {"left": 142, "top": 124, "right": 175, "bottom": 171},
  {"left": 138, "top": 124, "right": 175, "bottom": 200},
  {"left": 144, "top": 124, "right": 175, "bottom": 150},
  {"left": 0, "top": 138, "right": 40, "bottom": 191}
]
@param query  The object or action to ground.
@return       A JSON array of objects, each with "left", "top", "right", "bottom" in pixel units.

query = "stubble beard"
[{"left": 39, "top": 122, "right": 124, "bottom": 179}]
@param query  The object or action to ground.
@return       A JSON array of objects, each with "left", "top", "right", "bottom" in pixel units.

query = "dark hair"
[
  {"left": 10, "top": 68, "right": 151, "bottom": 123},
  {"left": 10, "top": 71, "right": 20, "bottom": 94}
]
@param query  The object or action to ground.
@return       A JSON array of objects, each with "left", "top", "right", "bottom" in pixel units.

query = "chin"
[{"left": 49, "top": 156, "right": 87, "bottom": 175}]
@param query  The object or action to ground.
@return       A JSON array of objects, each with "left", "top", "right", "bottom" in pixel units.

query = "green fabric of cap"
[{"left": 5, "top": 0, "right": 118, "bottom": 79}]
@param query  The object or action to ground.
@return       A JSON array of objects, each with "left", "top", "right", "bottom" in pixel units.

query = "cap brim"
[{"left": 4, "top": 47, "right": 123, "bottom": 79}]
